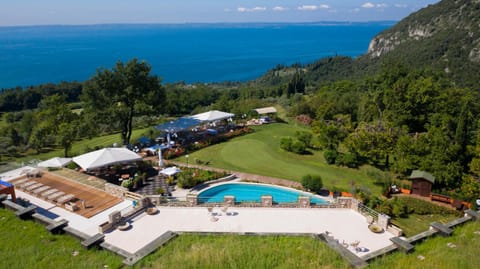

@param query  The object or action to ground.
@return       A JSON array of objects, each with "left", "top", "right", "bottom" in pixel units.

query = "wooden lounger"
[
  {"left": 56, "top": 194, "right": 76, "bottom": 205},
  {"left": 41, "top": 188, "right": 58, "bottom": 198},
  {"left": 18, "top": 181, "right": 36, "bottom": 190},
  {"left": 25, "top": 183, "right": 43, "bottom": 191},
  {"left": 47, "top": 191, "right": 65, "bottom": 201},
  {"left": 12, "top": 178, "right": 29, "bottom": 185},
  {"left": 32, "top": 186, "right": 50, "bottom": 196}
]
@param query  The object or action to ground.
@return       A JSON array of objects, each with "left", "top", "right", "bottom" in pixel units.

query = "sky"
[{"left": 0, "top": 0, "right": 441, "bottom": 26}]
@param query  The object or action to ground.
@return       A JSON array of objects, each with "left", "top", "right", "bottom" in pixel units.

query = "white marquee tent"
[
  {"left": 72, "top": 148, "right": 142, "bottom": 171},
  {"left": 37, "top": 157, "right": 72, "bottom": 168},
  {"left": 191, "top": 110, "right": 234, "bottom": 122}
]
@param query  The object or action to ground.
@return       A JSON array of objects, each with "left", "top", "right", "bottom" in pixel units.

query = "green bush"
[
  {"left": 323, "top": 149, "right": 338, "bottom": 164},
  {"left": 121, "top": 179, "right": 133, "bottom": 189},
  {"left": 280, "top": 137, "right": 293, "bottom": 151},
  {"left": 291, "top": 140, "right": 306, "bottom": 154},
  {"left": 301, "top": 174, "right": 323, "bottom": 193},
  {"left": 295, "top": 131, "right": 312, "bottom": 148},
  {"left": 335, "top": 153, "right": 359, "bottom": 168}
]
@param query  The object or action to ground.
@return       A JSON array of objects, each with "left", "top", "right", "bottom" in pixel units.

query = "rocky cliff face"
[{"left": 367, "top": 0, "right": 480, "bottom": 64}]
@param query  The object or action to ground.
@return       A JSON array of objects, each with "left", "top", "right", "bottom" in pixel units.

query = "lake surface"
[{"left": 0, "top": 22, "right": 393, "bottom": 89}]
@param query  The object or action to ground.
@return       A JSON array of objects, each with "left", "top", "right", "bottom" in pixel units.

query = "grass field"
[
  {"left": 0, "top": 209, "right": 123, "bottom": 269},
  {"left": 179, "top": 123, "right": 384, "bottom": 195},
  {"left": 369, "top": 221, "right": 480, "bottom": 269},
  {"left": 17, "top": 127, "right": 152, "bottom": 162},
  {"left": 391, "top": 213, "right": 459, "bottom": 237},
  {"left": 136, "top": 234, "right": 350, "bottom": 269},
  {"left": 2, "top": 208, "right": 478, "bottom": 269}
]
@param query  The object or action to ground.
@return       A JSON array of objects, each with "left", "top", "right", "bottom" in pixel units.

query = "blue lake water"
[
  {"left": 198, "top": 182, "right": 327, "bottom": 205},
  {"left": 0, "top": 22, "right": 393, "bottom": 89}
]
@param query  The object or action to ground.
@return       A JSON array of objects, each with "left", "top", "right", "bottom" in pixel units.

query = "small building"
[
  {"left": 410, "top": 170, "right": 435, "bottom": 197},
  {"left": 254, "top": 106, "right": 277, "bottom": 115}
]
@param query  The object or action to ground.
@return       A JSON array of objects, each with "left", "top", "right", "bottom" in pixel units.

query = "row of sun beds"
[{"left": 13, "top": 178, "right": 77, "bottom": 209}]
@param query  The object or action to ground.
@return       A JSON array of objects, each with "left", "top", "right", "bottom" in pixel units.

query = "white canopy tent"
[
  {"left": 72, "top": 148, "right": 142, "bottom": 171},
  {"left": 37, "top": 157, "right": 72, "bottom": 168},
  {"left": 160, "top": 166, "right": 181, "bottom": 176},
  {"left": 191, "top": 110, "right": 234, "bottom": 122}
]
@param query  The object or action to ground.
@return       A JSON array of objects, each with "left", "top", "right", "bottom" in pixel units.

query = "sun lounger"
[
  {"left": 18, "top": 181, "right": 36, "bottom": 190},
  {"left": 12, "top": 178, "right": 29, "bottom": 185},
  {"left": 25, "top": 183, "right": 43, "bottom": 191},
  {"left": 41, "top": 188, "right": 58, "bottom": 198},
  {"left": 47, "top": 191, "right": 65, "bottom": 201},
  {"left": 32, "top": 186, "right": 50, "bottom": 196},
  {"left": 56, "top": 194, "right": 76, "bottom": 205}
]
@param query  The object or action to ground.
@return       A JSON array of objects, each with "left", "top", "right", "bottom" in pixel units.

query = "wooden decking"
[{"left": 10, "top": 172, "right": 122, "bottom": 218}]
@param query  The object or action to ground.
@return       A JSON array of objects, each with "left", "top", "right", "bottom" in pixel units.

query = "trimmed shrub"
[
  {"left": 301, "top": 174, "right": 323, "bottom": 193},
  {"left": 323, "top": 149, "right": 338, "bottom": 164},
  {"left": 280, "top": 137, "right": 294, "bottom": 152},
  {"left": 291, "top": 140, "right": 306, "bottom": 154}
]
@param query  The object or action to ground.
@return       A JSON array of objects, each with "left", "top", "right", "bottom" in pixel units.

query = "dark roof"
[
  {"left": 409, "top": 170, "right": 435, "bottom": 184},
  {"left": 155, "top": 117, "right": 202, "bottom": 132}
]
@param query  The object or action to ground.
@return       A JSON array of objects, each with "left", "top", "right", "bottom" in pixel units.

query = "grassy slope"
[
  {"left": 18, "top": 127, "right": 151, "bottom": 162},
  {"left": 181, "top": 123, "right": 383, "bottom": 194},
  {"left": 0, "top": 209, "right": 123, "bottom": 269},
  {"left": 370, "top": 221, "right": 480, "bottom": 269},
  {"left": 135, "top": 234, "right": 350, "bottom": 269}
]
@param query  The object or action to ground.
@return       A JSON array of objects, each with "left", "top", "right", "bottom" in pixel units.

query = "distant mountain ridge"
[
  {"left": 259, "top": 0, "right": 480, "bottom": 89},
  {"left": 366, "top": 0, "right": 480, "bottom": 87}
]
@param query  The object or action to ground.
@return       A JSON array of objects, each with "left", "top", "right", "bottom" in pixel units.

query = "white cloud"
[
  {"left": 362, "top": 2, "right": 389, "bottom": 9},
  {"left": 362, "top": 2, "right": 375, "bottom": 8},
  {"left": 273, "top": 6, "right": 287, "bottom": 12},
  {"left": 298, "top": 5, "right": 318, "bottom": 11},
  {"left": 237, "top": 6, "right": 266, "bottom": 13},
  {"left": 394, "top": 4, "right": 408, "bottom": 8},
  {"left": 319, "top": 4, "right": 330, "bottom": 9}
]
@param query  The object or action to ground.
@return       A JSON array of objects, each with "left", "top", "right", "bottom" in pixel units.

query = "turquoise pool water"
[{"left": 198, "top": 183, "right": 327, "bottom": 205}]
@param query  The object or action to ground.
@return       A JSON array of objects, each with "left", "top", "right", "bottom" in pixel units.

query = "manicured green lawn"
[
  {"left": 0, "top": 209, "right": 123, "bottom": 269},
  {"left": 180, "top": 123, "right": 383, "bottom": 195},
  {"left": 369, "top": 221, "right": 480, "bottom": 269}
]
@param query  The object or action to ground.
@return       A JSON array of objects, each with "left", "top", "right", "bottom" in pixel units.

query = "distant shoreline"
[{"left": 0, "top": 21, "right": 397, "bottom": 29}]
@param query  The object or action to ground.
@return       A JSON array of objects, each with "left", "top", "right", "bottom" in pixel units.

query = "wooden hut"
[{"left": 410, "top": 170, "right": 435, "bottom": 197}]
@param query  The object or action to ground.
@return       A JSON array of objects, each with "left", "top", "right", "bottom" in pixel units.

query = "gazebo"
[{"left": 410, "top": 170, "right": 435, "bottom": 197}]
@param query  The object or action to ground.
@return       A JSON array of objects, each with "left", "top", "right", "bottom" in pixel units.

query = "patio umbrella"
[
  {"left": 37, "top": 157, "right": 72, "bottom": 168},
  {"left": 160, "top": 166, "right": 181, "bottom": 176}
]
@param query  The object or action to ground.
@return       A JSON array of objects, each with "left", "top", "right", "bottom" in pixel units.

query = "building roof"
[
  {"left": 37, "top": 157, "right": 72, "bottom": 168},
  {"left": 409, "top": 170, "right": 435, "bottom": 184},
  {"left": 254, "top": 107, "right": 277, "bottom": 114},
  {"left": 72, "top": 148, "right": 142, "bottom": 170},
  {"left": 155, "top": 117, "right": 202, "bottom": 132}
]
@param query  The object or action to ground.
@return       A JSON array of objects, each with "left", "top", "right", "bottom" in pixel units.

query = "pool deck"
[
  {"left": 2, "top": 167, "right": 395, "bottom": 259},
  {"left": 104, "top": 207, "right": 394, "bottom": 257}
]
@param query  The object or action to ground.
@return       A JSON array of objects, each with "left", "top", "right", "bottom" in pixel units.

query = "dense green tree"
[{"left": 82, "top": 59, "right": 165, "bottom": 145}]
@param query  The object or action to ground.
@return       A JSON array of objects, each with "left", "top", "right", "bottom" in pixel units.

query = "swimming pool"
[{"left": 198, "top": 183, "right": 327, "bottom": 205}]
